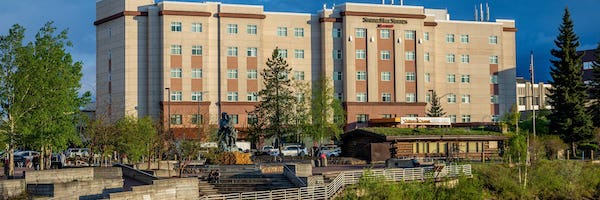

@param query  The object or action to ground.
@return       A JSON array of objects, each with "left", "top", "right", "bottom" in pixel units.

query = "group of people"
[{"left": 207, "top": 169, "right": 221, "bottom": 183}]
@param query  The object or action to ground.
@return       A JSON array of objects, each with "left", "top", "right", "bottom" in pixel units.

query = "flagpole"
[{"left": 530, "top": 51, "right": 536, "bottom": 138}]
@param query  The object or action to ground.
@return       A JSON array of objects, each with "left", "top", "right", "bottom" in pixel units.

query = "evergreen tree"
[
  {"left": 588, "top": 43, "right": 600, "bottom": 127},
  {"left": 426, "top": 91, "right": 446, "bottom": 117},
  {"left": 547, "top": 8, "right": 594, "bottom": 156}
]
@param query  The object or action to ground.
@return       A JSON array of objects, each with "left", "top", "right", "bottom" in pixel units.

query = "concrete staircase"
[
  {"left": 198, "top": 180, "right": 218, "bottom": 196},
  {"left": 203, "top": 165, "right": 297, "bottom": 194}
]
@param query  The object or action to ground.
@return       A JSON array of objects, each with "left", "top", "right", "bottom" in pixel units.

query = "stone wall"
[
  {"left": 25, "top": 167, "right": 124, "bottom": 199},
  {"left": 110, "top": 178, "right": 198, "bottom": 200},
  {"left": 25, "top": 168, "right": 94, "bottom": 184},
  {"left": 0, "top": 179, "right": 25, "bottom": 199}
]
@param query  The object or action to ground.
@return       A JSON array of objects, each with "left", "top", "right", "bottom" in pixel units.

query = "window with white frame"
[
  {"left": 426, "top": 93, "right": 431, "bottom": 103},
  {"left": 460, "top": 34, "right": 469, "bottom": 43},
  {"left": 489, "top": 55, "right": 499, "bottom": 64},
  {"left": 356, "top": 93, "right": 367, "bottom": 102},
  {"left": 171, "top": 68, "right": 182, "bottom": 78},
  {"left": 247, "top": 92, "right": 258, "bottom": 102},
  {"left": 405, "top": 51, "right": 415, "bottom": 61},
  {"left": 492, "top": 115, "right": 500, "bottom": 122},
  {"left": 294, "top": 71, "right": 305, "bottom": 80},
  {"left": 171, "top": 114, "right": 182, "bottom": 125},
  {"left": 489, "top": 35, "right": 498, "bottom": 44},
  {"left": 192, "top": 91, "right": 203, "bottom": 101},
  {"left": 334, "top": 71, "right": 342, "bottom": 81},
  {"left": 247, "top": 47, "right": 257, "bottom": 57},
  {"left": 381, "top": 72, "right": 391, "bottom": 81},
  {"left": 406, "top": 93, "right": 416, "bottom": 103},
  {"left": 191, "top": 23, "right": 202, "bottom": 32},
  {"left": 425, "top": 52, "right": 430, "bottom": 61},
  {"left": 227, "top": 47, "right": 238, "bottom": 56},
  {"left": 227, "top": 24, "right": 238, "bottom": 34},
  {"left": 171, "top": 45, "right": 182, "bottom": 55},
  {"left": 227, "top": 69, "right": 238, "bottom": 79},
  {"left": 277, "top": 27, "right": 287, "bottom": 36},
  {"left": 462, "top": 115, "right": 471, "bottom": 122},
  {"left": 333, "top": 28, "right": 342, "bottom": 38},
  {"left": 461, "top": 54, "right": 470, "bottom": 63},
  {"left": 336, "top": 93, "right": 343, "bottom": 100},
  {"left": 356, "top": 28, "right": 366, "bottom": 38},
  {"left": 191, "top": 114, "right": 203, "bottom": 124},
  {"left": 405, "top": 30, "right": 416, "bottom": 40},
  {"left": 406, "top": 72, "right": 416, "bottom": 81},
  {"left": 191, "top": 45, "right": 203, "bottom": 56},
  {"left": 380, "top": 29, "right": 390, "bottom": 39},
  {"left": 491, "top": 95, "right": 499, "bottom": 104},
  {"left": 294, "top": 49, "right": 304, "bottom": 59},
  {"left": 382, "top": 93, "right": 392, "bottom": 102},
  {"left": 447, "top": 74, "right": 456, "bottom": 83},
  {"left": 294, "top": 28, "right": 304, "bottom": 37},
  {"left": 247, "top": 69, "right": 257, "bottom": 79},
  {"left": 381, "top": 50, "right": 391, "bottom": 60},
  {"left": 461, "top": 74, "right": 470, "bottom": 83},
  {"left": 447, "top": 93, "right": 456, "bottom": 103},
  {"left": 171, "top": 22, "right": 182, "bottom": 32},
  {"left": 227, "top": 92, "right": 238, "bottom": 102},
  {"left": 425, "top": 73, "right": 431, "bottom": 83},
  {"left": 491, "top": 75, "right": 498, "bottom": 84},
  {"left": 445, "top": 34, "right": 455, "bottom": 43},
  {"left": 247, "top": 24, "right": 257, "bottom": 35},
  {"left": 356, "top": 71, "right": 367, "bottom": 80},
  {"left": 356, "top": 49, "right": 366, "bottom": 59},
  {"left": 333, "top": 50, "right": 342, "bottom": 60},
  {"left": 446, "top": 54, "right": 455, "bottom": 63},
  {"left": 171, "top": 91, "right": 182, "bottom": 101},
  {"left": 449, "top": 115, "right": 457, "bottom": 123},
  {"left": 191, "top": 69, "right": 203, "bottom": 79},
  {"left": 382, "top": 114, "right": 393, "bottom": 118},
  {"left": 278, "top": 49, "right": 288, "bottom": 58},
  {"left": 357, "top": 114, "right": 369, "bottom": 123},
  {"left": 461, "top": 94, "right": 471, "bottom": 103},
  {"left": 229, "top": 114, "right": 239, "bottom": 124},
  {"left": 424, "top": 32, "right": 429, "bottom": 40}
]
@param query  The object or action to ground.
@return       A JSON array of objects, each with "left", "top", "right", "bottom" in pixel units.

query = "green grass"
[{"left": 361, "top": 127, "right": 506, "bottom": 136}]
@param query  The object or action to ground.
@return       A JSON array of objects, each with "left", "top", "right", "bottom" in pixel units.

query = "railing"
[
  {"left": 198, "top": 164, "right": 472, "bottom": 200},
  {"left": 283, "top": 165, "right": 307, "bottom": 187}
]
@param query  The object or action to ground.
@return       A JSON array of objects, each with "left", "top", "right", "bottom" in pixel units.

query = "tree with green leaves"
[
  {"left": 588, "top": 43, "right": 600, "bottom": 127},
  {"left": 502, "top": 104, "right": 521, "bottom": 132},
  {"left": 426, "top": 91, "right": 446, "bottom": 117},
  {"left": 547, "top": 8, "right": 594, "bottom": 157},
  {"left": 254, "top": 48, "right": 296, "bottom": 149},
  {"left": 115, "top": 116, "right": 158, "bottom": 164},
  {"left": 309, "top": 77, "right": 346, "bottom": 146}
]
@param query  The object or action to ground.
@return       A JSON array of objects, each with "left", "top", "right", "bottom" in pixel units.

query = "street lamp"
[{"left": 165, "top": 87, "right": 171, "bottom": 139}]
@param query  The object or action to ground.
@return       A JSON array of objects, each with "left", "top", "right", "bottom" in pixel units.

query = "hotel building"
[{"left": 95, "top": 0, "right": 516, "bottom": 138}]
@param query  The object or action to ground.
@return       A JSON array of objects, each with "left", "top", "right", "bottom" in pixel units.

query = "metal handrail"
[{"left": 283, "top": 165, "right": 307, "bottom": 187}]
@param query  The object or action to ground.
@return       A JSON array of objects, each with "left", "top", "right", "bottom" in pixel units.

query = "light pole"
[{"left": 165, "top": 88, "right": 171, "bottom": 139}]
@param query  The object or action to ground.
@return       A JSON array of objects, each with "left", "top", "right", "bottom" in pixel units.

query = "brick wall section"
[
  {"left": 110, "top": 178, "right": 199, "bottom": 200},
  {"left": 0, "top": 179, "right": 25, "bottom": 199}
]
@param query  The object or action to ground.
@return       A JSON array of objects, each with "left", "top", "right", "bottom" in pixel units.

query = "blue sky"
[{"left": 1, "top": 0, "right": 599, "bottom": 97}]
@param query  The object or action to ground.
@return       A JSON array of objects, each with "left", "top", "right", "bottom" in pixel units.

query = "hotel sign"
[
  {"left": 400, "top": 117, "right": 451, "bottom": 126},
  {"left": 362, "top": 17, "right": 408, "bottom": 24}
]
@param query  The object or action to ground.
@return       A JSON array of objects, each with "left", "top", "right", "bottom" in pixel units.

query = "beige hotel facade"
[{"left": 95, "top": 0, "right": 516, "bottom": 138}]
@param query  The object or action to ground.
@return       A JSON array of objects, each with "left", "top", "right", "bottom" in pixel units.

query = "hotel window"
[
  {"left": 381, "top": 50, "right": 391, "bottom": 60},
  {"left": 294, "top": 49, "right": 304, "bottom": 59},
  {"left": 447, "top": 94, "right": 456, "bottom": 103},
  {"left": 278, "top": 49, "right": 288, "bottom": 58},
  {"left": 229, "top": 114, "right": 239, "bottom": 124},
  {"left": 492, "top": 115, "right": 500, "bottom": 122},
  {"left": 462, "top": 94, "right": 471, "bottom": 103},
  {"left": 491, "top": 95, "right": 499, "bottom": 104},
  {"left": 170, "top": 114, "right": 182, "bottom": 125},
  {"left": 227, "top": 47, "right": 238, "bottom": 56},
  {"left": 248, "top": 114, "right": 258, "bottom": 124},
  {"left": 171, "top": 22, "right": 182, "bottom": 32},
  {"left": 294, "top": 28, "right": 304, "bottom": 37},
  {"left": 407, "top": 114, "right": 418, "bottom": 117},
  {"left": 356, "top": 71, "right": 367, "bottom": 80},
  {"left": 426, "top": 93, "right": 431, "bottom": 103},
  {"left": 382, "top": 114, "right": 393, "bottom": 118},
  {"left": 382, "top": 93, "right": 392, "bottom": 102},
  {"left": 294, "top": 71, "right": 305, "bottom": 80},
  {"left": 356, "top": 49, "right": 366, "bottom": 59},
  {"left": 424, "top": 32, "right": 430, "bottom": 40},
  {"left": 247, "top": 47, "right": 257, "bottom": 57},
  {"left": 446, "top": 54, "right": 455, "bottom": 63},
  {"left": 357, "top": 114, "right": 369, "bottom": 123},
  {"left": 356, "top": 93, "right": 367, "bottom": 102},
  {"left": 247, "top": 24, "right": 257, "bottom": 35},
  {"left": 518, "top": 97, "right": 526, "bottom": 105},
  {"left": 460, "top": 34, "right": 469, "bottom": 43},
  {"left": 191, "top": 92, "right": 203, "bottom": 101},
  {"left": 406, "top": 93, "right": 416, "bottom": 103},
  {"left": 404, "top": 30, "right": 415, "bottom": 40},
  {"left": 425, "top": 73, "right": 431, "bottom": 83},
  {"left": 171, "top": 45, "right": 182, "bottom": 55},
  {"left": 191, "top": 69, "right": 203, "bottom": 79},
  {"left": 380, "top": 29, "right": 390, "bottom": 39},
  {"left": 447, "top": 74, "right": 456, "bottom": 83},
  {"left": 334, "top": 71, "right": 342, "bottom": 81},
  {"left": 227, "top": 24, "right": 238, "bottom": 34},
  {"left": 336, "top": 93, "right": 343, "bottom": 100},
  {"left": 332, "top": 28, "right": 342, "bottom": 38},
  {"left": 171, "top": 68, "right": 182, "bottom": 78},
  {"left": 489, "top": 36, "right": 498, "bottom": 44},
  {"left": 425, "top": 52, "right": 430, "bottom": 61},
  {"left": 449, "top": 115, "right": 457, "bottom": 123},
  {"left": 405, "top": 51, "right": 415, "bottom": 61},
  {"left": 227, "top": 92, "right": 238, "bottom": 102},
  {"left": 191, "top": 114, "right": 203, "bottom": 124},
  {"left": 333, "top": 50, "right": 342, "bottom": 60},
  {"left": 247, "top": 69, "right": 257, "bottom": 79},
  {"left": 191, "top": 23, "right": 202, "bottom": 32},
  {"left": 462, "top": 115, "right": 471, "bottom": 123},
  {"left": 356, "top": 28, "right": 366, "bottom": 38},
  {"left": 381, "top": 72, "right": 391, "bottom": 81},
  {"left": 171, "top": 91, "right": 182, "bottom": 101},
  {"left": 277, "top": 27, "right": 287, "bottom": 37},
  {"left": 461, "top": 74, "right": 470, "bottom": 83},
  {"left": 192, "top": 45, "right": 203, "bottom": 56},
  {"left": 445, "top": 34, "right": 455, "bottom": 43},
  {"left": 247, "top": 92, "right": 258, "bottom": 102},
  {"left": 227, "top": 69, "right": 238, "bottom": 79},
  {"left": 489, "top": 55, "right": 499, "bottom": 64},
  {"left": 461, "top": 54, "right": 470, "bottom": 63},
  {"left": 406, "top": 72, "right": 416, "bottom": 81},
  {"left": 491, "top": 75, "right": 498, "bottom": 84}
]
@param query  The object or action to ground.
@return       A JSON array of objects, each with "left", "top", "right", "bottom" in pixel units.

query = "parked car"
[
  {"left": 281, "top": 145, "right": 308, "bottom": 156},
  {"left": 319, "top": 145, "right": 341, "bottom": 157},
  {"left": 14, "top": 150, "right": 39, "bottom": 164},
  {"left": 261, "top": 146, "right": 279, "bottom": 156},
  {"left": 65, "top": 148, "right": 90, "bottom": 158}
]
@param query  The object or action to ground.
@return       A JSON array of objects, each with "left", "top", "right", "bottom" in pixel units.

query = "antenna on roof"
[
  {"left": 382, "top": 0, "right": 385, "bottom": 5},
  {"left": 486, "top": 3, "right": 490, "bottom": 22},
  {"left": 323, "top": 4, "right": 326, "bottom": 10},
  {"left": 400, "top": 0, "right": 404, "bottom": 5},
  {"left": 474, "top": 5, "right": 478, "bottom": 21},
  {"left": 480, "top": 3, "right": 484, "bottom": 21}
]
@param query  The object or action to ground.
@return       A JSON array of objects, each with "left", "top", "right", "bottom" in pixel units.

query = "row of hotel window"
[
  {"left": 169, "top": 114, "right": 254, "bottom": 125},
  {"left": 169, "top": 45, "right": 306, "bottom": 59},
  {"left": 168, "top": 91, "right": 260, "bottom": 102},
  {"left": 169, "top": 68, "right": 305, "bottom": 80},
  {"left": 169, "top": 22, "right": 500, "bottom": 45},
  {"left": 333, "top": 72, "right": 499, "bottom": 84},
  {"left": 356, "top": 114, "right": 485, "bottom": 123}
]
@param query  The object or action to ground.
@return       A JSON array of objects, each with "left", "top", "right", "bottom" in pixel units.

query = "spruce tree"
[
  {"left": 589, "top": 43, "right": 600, "bottom": 127},
  {"left": 548, "top": 8, "right": 594, "bottom": 156},
  {"left": 426, "top": 90, "right": 446, "bottom": 117}
]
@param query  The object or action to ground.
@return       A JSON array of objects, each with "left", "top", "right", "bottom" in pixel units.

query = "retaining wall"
[
  {"left": 110, "top": 178, "right": 198, "bottom": 200},
  {"left": 0, "top": 179, "right": 25, "bottom": 199}
]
